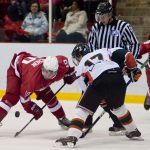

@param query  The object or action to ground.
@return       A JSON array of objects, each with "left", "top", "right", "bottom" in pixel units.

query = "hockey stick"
[
  {"left": 136, "top": 59, "right": 148, "bottom": 69},
  {"left": 81, "top": 59, "right": 148, "bottom": 138},
  {"left": 14, "top": 83, "right": 66, "bottom": 137}
]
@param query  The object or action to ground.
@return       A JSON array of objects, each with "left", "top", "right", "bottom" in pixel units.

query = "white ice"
[{"left": 0, "top": 100, "right": 150, "bottom": 150}]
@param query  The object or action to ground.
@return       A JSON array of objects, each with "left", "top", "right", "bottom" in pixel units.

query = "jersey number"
[
  {"left": 83, "top": 53, "right": 103, "bottom": 83},
  {"left": 85, "top": 53, "right": 103, "bottom": 67},
  {"left": 22, "top": 57, "right": 36, "bottom": 64}
]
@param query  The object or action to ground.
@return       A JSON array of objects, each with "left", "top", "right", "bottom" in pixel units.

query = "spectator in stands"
[
  {"left": 16, "top": 0, "right": 48, "bottom": 42},
  {"left": 20, "top": 0, "right": 30, "bottom": 18},
  {"left": 60, "top": 0, "right": 73, "bottom": 21},
  {"left": 52, "top": 0, "right": 62, "bottom": 21},
  {"left": 7, "top": 0, "right": 23, "bottom": 22},
  {"left": 56, "top": 0, "right": 88, "bottom": 43},
  {"left": 38, "top": 0, "right": 49, "bottom": 19}
]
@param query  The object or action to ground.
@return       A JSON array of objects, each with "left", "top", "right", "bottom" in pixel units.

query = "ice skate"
[
  {"left": 58, "top": 116, "right": 71, "bottom": 129},
  {"left": 55, "top": 136, "right": 78, "bottom": 148},
  {"left": 109, "top": 126, "right": 126, "bottom": 136},
  {"left": 125, "top": 129, "right": 144, "bottom": 141}
]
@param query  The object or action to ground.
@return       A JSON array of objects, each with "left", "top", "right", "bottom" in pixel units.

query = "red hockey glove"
[
  {"left": 125, "top": 67, "right": 142, "bottom": 82},
  {"left": 63, "top": 67, "right": 76, "bottom": 84},
  {"left": 31, "top": 103, "right": 43, "bottom": 120},
  {"left": 23, "top": 101, "right": 43, "bottom": 120}
]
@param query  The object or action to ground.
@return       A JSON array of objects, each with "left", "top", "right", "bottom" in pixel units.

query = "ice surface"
[{"left": 0, "top": 101, "right": 150, "bottom": 150}]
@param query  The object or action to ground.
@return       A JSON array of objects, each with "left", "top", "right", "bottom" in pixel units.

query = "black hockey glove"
[
  {"left": 63, "top": 67, "right": 76, "bottom": 84},
  {"left": 125, "top": 67, "right": 142, "bottom": 82}
]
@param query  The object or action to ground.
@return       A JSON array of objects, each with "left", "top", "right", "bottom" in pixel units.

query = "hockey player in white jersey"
[{"left": 55, "top": 43, "right": 142, "bottom": 148}]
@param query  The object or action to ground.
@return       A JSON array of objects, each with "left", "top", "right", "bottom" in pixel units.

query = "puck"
[{"left": 15, "top": 111, "right": 20, "bottom": 118}]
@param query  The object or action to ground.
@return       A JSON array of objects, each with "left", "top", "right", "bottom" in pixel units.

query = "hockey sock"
[
  {"left": 112, "top": 105, "right": 137, "bottom": 132},
  {"left": 47, "top": 98, "right": 65, "bottom": 119},
  {"left": 68, "top": 108, "right": 89, "bottom": 139},
  {"left": 0, "top": 101, "right": 11, "bottom": 122}
]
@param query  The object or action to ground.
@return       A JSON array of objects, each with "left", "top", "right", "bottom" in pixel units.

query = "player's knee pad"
[{"left": 2, "top": 93, "right": 20, "bottom": 107}]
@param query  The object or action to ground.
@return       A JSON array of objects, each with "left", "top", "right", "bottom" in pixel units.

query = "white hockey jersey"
[{"left": 76, "top": 48, "right": 120, "bottom": 92}]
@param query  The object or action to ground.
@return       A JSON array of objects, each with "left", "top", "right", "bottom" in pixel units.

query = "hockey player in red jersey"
[
  {"left": 55, "top": 43, "right": 142, "bottom": 148},
  {"left": 138, "top": 40, "right": 150, "bottom": 110},
  {"left": 0, "top": 52, "right": 76, "bottom": 127}
]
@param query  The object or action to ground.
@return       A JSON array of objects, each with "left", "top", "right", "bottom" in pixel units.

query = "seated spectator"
[
  {"left": 56, "top": 0, "right": 88, "bottom": 43},
  {"left": 20, "top": 0, "right": 30, "bottom": 18},
  {"left": 7, "top": 0, "right": 23, "bottom": 22},
  {"left": 16, "top": 0, "right": 48, "bottom": 42},
  {"left": 38, "top": 0, "right": 49, "bottom": 19},
  {"left": 52, "top": 0, "right": 62, "bottom": 21},
  {"left": 60, "top": 0, "right": 73, "bottom": 21},
  {"left": 0, "top": 0, "right": 10, "bottom": 23}
]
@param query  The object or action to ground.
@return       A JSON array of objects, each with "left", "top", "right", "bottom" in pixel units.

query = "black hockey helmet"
[
  {"left": 72, "top": 43, "right": 90, "bottom": 65},
  {"left": 96, "top": 2, "right": 112, "bottom": 15}
]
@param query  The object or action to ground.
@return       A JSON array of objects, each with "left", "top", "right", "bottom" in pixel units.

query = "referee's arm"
[
  {"left": 123, "top": 24, "right": 140, "bottom": 58},
  {"left": 88, "top": 24, "right": 98, "bottom": 52}
]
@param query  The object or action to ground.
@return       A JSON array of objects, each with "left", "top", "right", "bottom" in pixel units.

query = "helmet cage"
[{"left": 41, "top": 66, "right": 57, "bottom": 79}]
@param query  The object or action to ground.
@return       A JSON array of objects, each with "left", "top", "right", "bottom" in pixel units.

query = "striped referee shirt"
[{"left": 88, "top": 17, "right": 140, "bottom": 58}]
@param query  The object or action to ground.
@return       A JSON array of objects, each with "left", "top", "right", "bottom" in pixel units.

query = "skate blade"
[
  {"left": 54, "top": 141, "right": 75, "bottom": 148},
  {"left": 109, "top": 131, "right": 126, "bottom": 136},
  {"left": 54, "top": 141, "right": 66, "bottom": 148},
  {"left": 129, "top": 136, "right": 144, "bottom": 141},
  {"left": 67, "top": 142, "right": 75, "bottom": 148}
]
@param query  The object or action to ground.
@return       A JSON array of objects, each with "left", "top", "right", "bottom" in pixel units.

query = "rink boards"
[{"left": 0, "top": 43, "right": 148, "bottom": 104}]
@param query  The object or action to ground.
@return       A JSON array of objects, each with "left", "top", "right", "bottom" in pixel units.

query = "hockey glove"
[
  {"left": 23, "top": 101, "right": 43, "bottom": 120},
  {"left": 63, "top": 67, "right": 76, "bottom": 84},
  {"left": 31, "top": 103, "right": 43, "bottom": 120},
  {"left": 125, "top": 67, "right": 142, "bottom": 82}
]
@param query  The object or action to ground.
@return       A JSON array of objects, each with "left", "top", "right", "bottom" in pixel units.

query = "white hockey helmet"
[{"left": 42, "top": 56, "right": 58, "bottom": 79}]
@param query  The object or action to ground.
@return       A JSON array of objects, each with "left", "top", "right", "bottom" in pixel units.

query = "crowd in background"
[{"left": 0, "top": 0, "right": 116, "bottom": 43}]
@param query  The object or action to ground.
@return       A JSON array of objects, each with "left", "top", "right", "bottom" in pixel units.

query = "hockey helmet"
[
  {"left": 42, "top": 56, "right": 58, "bottom": 79},
  {"left": 96, "top": 2, "right": 112, "bottom": 15},
  {"left": 72, "top": 43, "right": 90, "bottom": 65}
]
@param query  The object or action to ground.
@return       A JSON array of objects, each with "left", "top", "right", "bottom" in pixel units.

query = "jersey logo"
[{"left": 110, "top": 29, "right": 119, "bottom": 37}]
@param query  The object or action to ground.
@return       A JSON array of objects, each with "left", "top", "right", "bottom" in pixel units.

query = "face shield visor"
[
  {"left": 41, "top": 66, "right": 57, "bottom": 79},
  {"left": 95, "top": 12, "right": 112, "bottom": 23}
]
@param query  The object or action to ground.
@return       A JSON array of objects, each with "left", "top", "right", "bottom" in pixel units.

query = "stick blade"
[{"left": 14, "top": 132, "right": 19, "bottom": 137}]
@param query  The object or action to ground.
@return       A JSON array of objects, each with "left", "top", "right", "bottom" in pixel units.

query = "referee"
[
  {"left": 85, "top": 1, "right": 140, "bottom": 135},
  {"left": 88, "top": 2, "right": 140, "bottom": 58}
]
